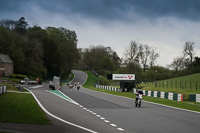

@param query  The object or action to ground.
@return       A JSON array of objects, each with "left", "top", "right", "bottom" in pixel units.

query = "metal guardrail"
[
  {"left": 72, "top": 67, "right": 98, "bottom": 76},
  {"left": 0, "top": 86, "right": 7, "bottom": 95}
]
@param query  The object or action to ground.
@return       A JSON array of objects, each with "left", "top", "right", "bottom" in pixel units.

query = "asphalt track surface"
[
  {"left": 1, "top": 70, "right": 200, "bottom": 133},
  {"left": 60, "top": 70, "right": 200, "bottom": 133}
]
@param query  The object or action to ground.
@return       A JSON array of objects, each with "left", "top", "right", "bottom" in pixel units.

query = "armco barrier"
[
  {"left": 189, "top": 94, "right": 200, "bottom": 102},
  {"left": 133, "top": 88, "right": 184, "bottom": 101},
  {"left": 0, "top": 86, "right": 7, "bottom": 95},
  {"left": 95, "top": 84, "right": 120, "bottom": 92},
  {"left": 0, "top": 87, "right": 2, "bottom": 95}
]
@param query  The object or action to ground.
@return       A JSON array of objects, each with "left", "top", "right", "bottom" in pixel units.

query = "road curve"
[
  {"left": 2, "top": 70, "right": 199, "bottom": 133},
  {"left": 60, "top": 70, "right": 200, "bottom": 133}
]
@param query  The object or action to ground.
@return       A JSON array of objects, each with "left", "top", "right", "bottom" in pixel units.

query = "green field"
[
  {"left": 140, "top": 73, "right": 200, "bottom": 100},
  {"left": 0, "top": 93, "right": 51, "bottom": 124},
  {"left": 81, "top": 70, "right": 99, "bottom": 88},
  {"left": 1, "top": 83, "right": 28, "bottom": 92},
  {"left": 81, "top": 70, "right": 200, "bottom": 112},
  {"left": 143, "top": 73, "right": 200, "bottom": 90}
]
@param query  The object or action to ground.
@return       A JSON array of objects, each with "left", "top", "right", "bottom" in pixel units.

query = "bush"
[
  {"left": 10, "top": 74, "right": 27, "bottom": 79},
  {"left": 98, "top": 76, "right": 110, "bottom": 86},
  {"left": 97, "top": 69, "right": 111, "bottom": 77}
]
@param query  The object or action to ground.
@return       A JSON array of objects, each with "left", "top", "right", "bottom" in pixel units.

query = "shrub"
[
  {"left": 98, "top": 76, "right": 110, "bottom": 86},
  {"left": 10, "top": 74, "right": 27, "bottom": 79}
]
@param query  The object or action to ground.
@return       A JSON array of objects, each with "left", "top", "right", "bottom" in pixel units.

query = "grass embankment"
[
  {"left": 81, "top": 70, "right": 100, "bottom": 88},
  {"left": 1, "top": 83, "right": 28, "bottom": 92},
  {"left": 141, "top": 73, "right": 200, "bottom": 100},
  {"left": 0, "top": 93, "right": 51, "bottom": 124},
  {"left": 81, "top": 70, "right": 200, "bottom": 112},
  {"left": 0, "top": 77, "right": 21, "bottom": 83}
]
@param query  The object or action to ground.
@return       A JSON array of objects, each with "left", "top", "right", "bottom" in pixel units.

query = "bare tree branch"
[{"left": 183, "top": 41, "right": 195, "bottom": 67}]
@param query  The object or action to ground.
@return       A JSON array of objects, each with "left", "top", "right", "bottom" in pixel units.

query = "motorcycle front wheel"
[
  {"left": 135, "top": 100, "right": 138, "bottom": 107},
  {"left": 138, "top": 100, "right": 141, "bottom": 108}
]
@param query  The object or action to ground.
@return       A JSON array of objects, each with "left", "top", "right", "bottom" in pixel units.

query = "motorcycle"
[
  {"left": 77, "top": 85, "right": 80, "bottom": 90},
  {"left": 135, "top": 93, "right": 144, "bottom": 108}
]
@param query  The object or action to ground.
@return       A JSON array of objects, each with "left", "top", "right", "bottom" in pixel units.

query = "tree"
[
  {"left": 193, "top": 56, "right": 200, "bottom": 66},
  {"left": 111, "top": 51, "right": 121, "bottom": 69},
  {"left": 149, "top": 47, "right": 159, "bottom": 67},
  {"left": 98, "top": 56, "right": 114, "bottom": 72},
  {"left": 169, "top": 56, "right": 184, "bottom": 73},
  {"left": 0, "top": 17, "right": 80, "bottom": 79},
  {"left": 183, "top": 41, "right": 195, "bottom": 68},
  {"left": 124, "top": 41, "right": 140, "bottom": 64},
  {"left": 45, "top": 27, "right": 79, "bottom": 78},
  {"left": 0, "top": 19, "right": 16, "bottom": 30},
  {"left": 0, "top": 27, "right": 26, "bottom": 74},
  {"left": 139, "top": 44, "right": 151, "bottom": 72},
  {"left": 15, "top": 17, "right": 28, "bottom": 34},
  {"left": 81, "top": 45, "right": 118, "bottom": 71}
]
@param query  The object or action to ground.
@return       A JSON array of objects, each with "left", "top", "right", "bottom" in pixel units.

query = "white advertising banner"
[{"left": 112, "top": 74, "right": 135, "bottom": 80}]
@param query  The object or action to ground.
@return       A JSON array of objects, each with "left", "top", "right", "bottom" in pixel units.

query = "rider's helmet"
[{"left": 137, "top": 89, "right": 144, "bottom": 94}]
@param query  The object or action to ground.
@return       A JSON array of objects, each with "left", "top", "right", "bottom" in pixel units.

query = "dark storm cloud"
[
  {"left": 0, "top": 0, "right": 28, "bottom": 13},
  {"left": 1, "top": 0, "right": 200, "bottom": 21}
]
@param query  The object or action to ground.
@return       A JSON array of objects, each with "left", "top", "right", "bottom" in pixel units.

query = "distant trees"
[
  {"left": 139, "top": 44, "right": 150, "bottom": 72},
  {"left": 0, "top": 17, "right": 79, "bottom": 79},
  {"left": 77, "top": 45, "right": 121, "bottom": 77},
  {"left": 183, "top": 41, "right": 195, "bottom": 68},
  {"left": 169, "top": 41, "right": 200, "bottom": 76},
  {"left": 169, "top": 56, "right": 184, "bottom": 73},
  {"left": 123, "top": 41, "right": 159, "bottom": 72}
]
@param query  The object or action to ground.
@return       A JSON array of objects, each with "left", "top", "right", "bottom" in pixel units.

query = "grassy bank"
[
  {"left": 140, "top": 73, "right": 200, "bottom": 100},
  {"left": 1, "top": 83, "right": 28, "bottom": 92},
  {"left": 143, "top": 73, "right": 200, "bottom": 90},
  {"left": 81, "top": 70, "right": 200, "bottom": 112},
  {"left": 81, "top": 70, "right": 99, "bottom": 88},
  {"left": 0, "top": 93, "right": 51, "bottom": 124}
]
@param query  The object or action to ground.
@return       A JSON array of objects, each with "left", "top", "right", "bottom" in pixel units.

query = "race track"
[
  {"left": 59, "top": 70, "right": 200, "bottom": 133},
  {"left": 2, "top": 70, "right": 199, "bottom": 133}
]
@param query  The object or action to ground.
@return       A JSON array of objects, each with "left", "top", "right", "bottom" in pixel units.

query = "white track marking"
[
  {"left": 104, "top": 120, "right": 110, "bottom": 123},
  {"left": 110, "top": 124, "right": 117, "bottom": 127},
  {"left": 26, "top": 89, "right": 98, "bottom": 133},
  {"left": 117, "top": 128, "right": 125, "bottom": 131},
  {"left": 82, "top": 87, "right": 200, "bottom": 114},
  {"left": 29, "top": 85, "right": 43, "bottom": 88}
]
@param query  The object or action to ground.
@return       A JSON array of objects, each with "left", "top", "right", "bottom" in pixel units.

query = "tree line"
[
  {"left": 169, "top": 41, "right": 200, "bottom": 76},
  {"left": 1, "top": 17, "right": 199, "bottom": 82},
  {"left": 77, "top": 40, "right": 200, "bottom": 83},
  {"left": 0, "top": 17, "right": 79, "bottom": 80}
]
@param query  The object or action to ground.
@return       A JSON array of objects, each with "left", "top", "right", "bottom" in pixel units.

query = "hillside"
[{"left": 141, "top": 73, "right": 200, "bottom": 100}]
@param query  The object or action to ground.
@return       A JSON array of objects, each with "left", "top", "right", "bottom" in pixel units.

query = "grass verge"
[
  {"left": 0, "top": 93, "right": 51, "bottom": 124},
  {"left": 1, "top": 83, "right": 28, "bottom": 92},
  {"left": 81, "top": 70, "right": 200, "bottom": 112},
  {"left": 140, "top": 84, "right": 200, "bottom": 101}
]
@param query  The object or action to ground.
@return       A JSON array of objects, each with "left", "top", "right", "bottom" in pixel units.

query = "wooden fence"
[{"left": 146, "top": 80, "right": 200, "bottom": 90}]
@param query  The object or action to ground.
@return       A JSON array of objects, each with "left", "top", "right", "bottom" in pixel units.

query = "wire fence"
[{"left": 146, "top": 80, "right": 200, "bottom": 90}]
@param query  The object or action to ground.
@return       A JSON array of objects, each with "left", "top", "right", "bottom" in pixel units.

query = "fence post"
[
  {"left": 196, "top": 81, "right": 197, "bottom": 90},
  {"left": 167, "top": 81, "right": 168, "bottom": 88},
  {"left": 176, "top": 81, "right": 177, "bottom": 89},
  {"left": 185, "top": 81, "right": 186, "bottom": 90},
  {"left": 171, "top": 81, "right": 172, "bottom": 88},
  {"left": 163, "top": 81, "right": 164, "bottom": 88}
]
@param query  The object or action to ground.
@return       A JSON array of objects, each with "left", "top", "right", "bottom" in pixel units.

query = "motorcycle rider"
[{"left": 135, "top": 89, "right": 145, "bottom": 103}]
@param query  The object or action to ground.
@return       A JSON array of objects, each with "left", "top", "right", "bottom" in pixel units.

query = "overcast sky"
[{"left": 0, "top": 0, "right": 200, "bottom": 67}]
